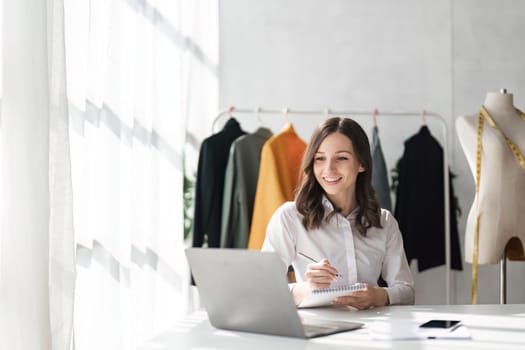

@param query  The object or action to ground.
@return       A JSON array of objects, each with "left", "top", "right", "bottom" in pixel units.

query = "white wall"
[{"left": 218, "top": 0, "right": 525, "bottom": 305}]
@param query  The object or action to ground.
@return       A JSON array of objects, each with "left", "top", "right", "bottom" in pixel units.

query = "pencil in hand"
[{"left": 298, "top": 252, "right": 342, "bottom": 278}]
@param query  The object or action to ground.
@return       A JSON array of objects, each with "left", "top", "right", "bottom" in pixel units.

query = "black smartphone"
[{"left": 419, "top": 320, "right": 461, "bottom": 331}]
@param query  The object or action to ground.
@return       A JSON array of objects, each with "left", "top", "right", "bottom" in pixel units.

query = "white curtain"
[
  {"left": 64, "top": 1, "right": 218, "bottom": 349},
  {"left": 0, "top": 1, "right": 75, "bottom": 350},
  {"left": 0, "top": 0, "right": 218, "bottom": 349}
]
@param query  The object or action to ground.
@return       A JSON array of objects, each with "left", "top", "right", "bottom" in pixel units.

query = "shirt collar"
[
  {"left": 222, "top": 117, "right": 242, "bottom": 131},
  {"left": 321, "top": 195, "right": 359, "bottom": 220}
]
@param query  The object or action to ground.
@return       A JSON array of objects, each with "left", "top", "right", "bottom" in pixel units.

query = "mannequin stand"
[
  {"left": 500, "top": 251, "right": 506, "bottom": 304},
  {"left": 499, "top": 238, "right": 525, "bottom": 304}
]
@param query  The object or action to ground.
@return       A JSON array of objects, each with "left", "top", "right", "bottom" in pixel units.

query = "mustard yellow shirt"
[{"left": 248, "top": 123, "right": 306, "bottom": 249}]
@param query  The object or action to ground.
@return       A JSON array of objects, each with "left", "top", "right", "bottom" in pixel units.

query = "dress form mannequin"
[{"left": 456, "top": 91, "right": 525, "bottom": 265}]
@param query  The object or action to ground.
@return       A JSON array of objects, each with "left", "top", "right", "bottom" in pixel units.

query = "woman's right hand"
[
  {"left": 290, "top": 258, "right": 340, "bottom": 305},
  {"left": 304, "top": 258, "right": 339, "bottom": 290}
]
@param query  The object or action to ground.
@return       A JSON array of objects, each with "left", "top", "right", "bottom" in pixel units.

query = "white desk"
[{"left": 140, "top": 304, "right": 525, "bottom": 349}]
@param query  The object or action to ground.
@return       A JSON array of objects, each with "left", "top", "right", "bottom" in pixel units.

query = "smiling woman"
[{"left": 262, "top": 117, "right": 414, "bottom": 310}]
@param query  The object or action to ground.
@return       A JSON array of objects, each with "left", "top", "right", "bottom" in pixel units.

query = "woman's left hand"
[{"left": 331, "top": 284, "right": 389, "bottom": 310}]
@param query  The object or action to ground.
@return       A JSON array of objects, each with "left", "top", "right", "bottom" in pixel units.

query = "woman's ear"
[{"left": 358, "top": 164, "right": 365, "bottom": 173}]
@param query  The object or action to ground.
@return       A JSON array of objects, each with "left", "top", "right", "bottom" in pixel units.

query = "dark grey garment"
[
  {"left": 371, "top": 126, "right": 392, "bottom": 211},
  {"left": 220, "top": 127, "right": 273, "bottom": 248}
]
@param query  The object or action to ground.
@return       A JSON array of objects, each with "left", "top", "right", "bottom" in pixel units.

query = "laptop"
[{"left": 185, "top": 248, "right": 363, "bottom": 338}]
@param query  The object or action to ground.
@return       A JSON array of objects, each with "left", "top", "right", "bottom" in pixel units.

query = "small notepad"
[{"left": 298, "top": 283, "right": 367, "bottom": 308}]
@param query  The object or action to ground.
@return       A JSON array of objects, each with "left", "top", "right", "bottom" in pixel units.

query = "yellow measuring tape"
[{"left": 473, "top": 106, "right": 525, "bottom": 303}]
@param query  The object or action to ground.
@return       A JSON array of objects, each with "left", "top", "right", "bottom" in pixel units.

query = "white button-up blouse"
[{"left": 261, "top": 198, "right": 415, "bottom": 305}]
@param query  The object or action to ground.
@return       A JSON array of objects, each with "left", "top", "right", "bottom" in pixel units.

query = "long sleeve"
[
  {"left": 220, "top": 145, "right": 238, "bottom": 247},
  {"left": 192, "top": 140, "right": 212, "bottom": 247},
  {"left": 371, "top": 126, "right": 392, "bottom": 211},
  {"left": 381, "top": 211, "right": 415, "bottom": 305}
]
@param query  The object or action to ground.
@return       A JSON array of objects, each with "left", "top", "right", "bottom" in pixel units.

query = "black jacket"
[
  {"left": 394, "top": 126, "right": 462, "bottom": 272},
  {"left": 192, "top": 118, "right": 245, "bottom": 248}
]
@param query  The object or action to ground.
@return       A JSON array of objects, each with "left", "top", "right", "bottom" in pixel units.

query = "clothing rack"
[{"left": 212, "top": 106, "right": 452, "bottom": 304}]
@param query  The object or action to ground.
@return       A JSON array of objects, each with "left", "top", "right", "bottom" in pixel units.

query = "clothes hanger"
[
  {"left": 282, "top": 107, "right": 291, "bottom": 124},
  {"left": 373, "top": 108, "right": 379, "bottom": 127},
  {"left": 324, "top": 107, "right": 331, "bottom": 120},
  {"left": 282, "top": 107, "right": 299, "bottom": 135},
  {"left": 227, "top": 106, "right": 234, "bottom": 119},
  {"left": 255, "top": 106, "right": 262, "bottom": 125}
]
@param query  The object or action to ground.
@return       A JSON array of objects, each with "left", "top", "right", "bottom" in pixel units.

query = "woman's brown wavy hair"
[{"left": 295, "top": 117, "right": 382, "bottom": 236}]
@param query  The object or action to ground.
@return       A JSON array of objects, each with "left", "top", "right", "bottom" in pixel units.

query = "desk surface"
[{"left": 140, "top": 304, "right": 525, "bottom": 349}]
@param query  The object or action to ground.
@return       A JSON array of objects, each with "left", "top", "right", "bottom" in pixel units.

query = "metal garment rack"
[{"left": 212, "top": 106, "right": 452, "bottom": 304}]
